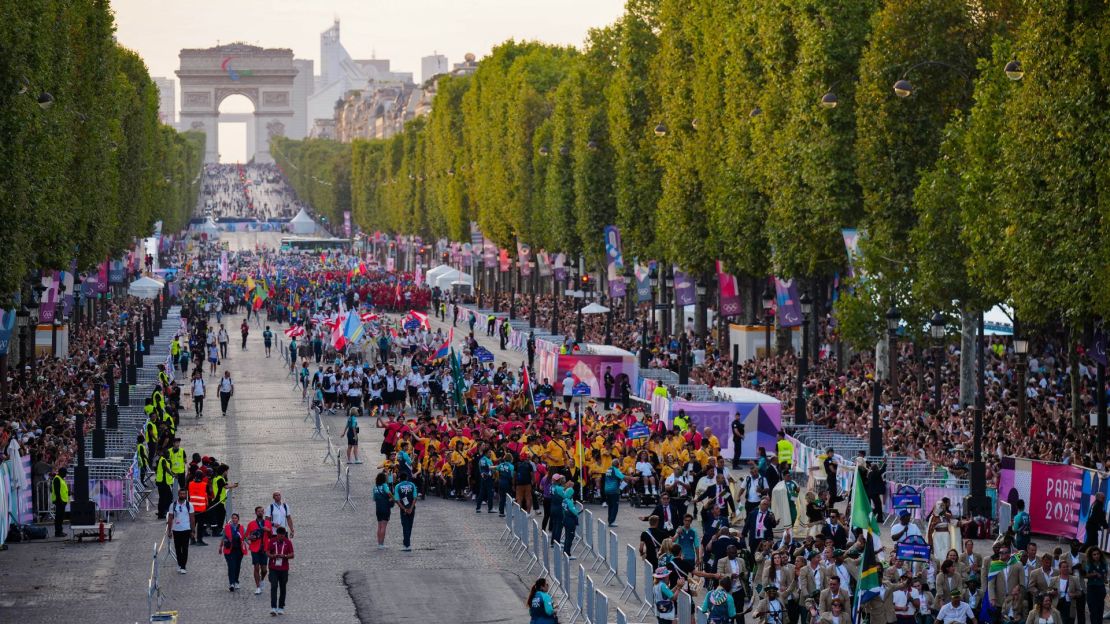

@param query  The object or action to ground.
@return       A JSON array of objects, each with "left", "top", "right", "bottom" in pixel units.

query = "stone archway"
[{"left": 177, "top": 43, "right": 298, "bottom": 163}]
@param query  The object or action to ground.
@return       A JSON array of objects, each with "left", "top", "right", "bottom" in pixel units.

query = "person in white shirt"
[
  {"left": 218, "top": 371, "right": 234, "bottom": 417},
  {"left": 892, "top": 577, "right": 920, "bottom": 624},
  {"left": 935, "top": 591, "right": 976, "bottom": 624},
  {"left": 166, "top": 489, "right": 196, "bottom": 574},
  {"left": 266, "top": 491, "right": 294, "bottom": 538},
  {"left": 561, "top": 373, "right": 575, "bottom": 408},
  {"left": 891, "top": 510, "right": 923, "bottom": 543},
  {"left": 191, "top": 372, "right": 206, "bottom": 417}
]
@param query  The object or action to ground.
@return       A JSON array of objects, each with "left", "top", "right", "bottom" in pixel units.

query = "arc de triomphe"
[{"left": 177, "top": 44, "right": 298, "bottom": 163}]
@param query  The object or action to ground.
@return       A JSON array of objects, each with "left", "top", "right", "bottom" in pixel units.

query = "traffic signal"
[{"left": 580, "top": 274, "right": 591, "bottom": 289}]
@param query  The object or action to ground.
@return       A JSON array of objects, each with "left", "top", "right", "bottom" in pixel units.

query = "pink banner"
[{"left": 1028, "top": 461, "right": 1083, "bottom": 536}]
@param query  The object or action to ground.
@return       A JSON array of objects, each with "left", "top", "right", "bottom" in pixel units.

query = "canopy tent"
[
  {"left": 430, "top": 268, "right": 473, "bottom": 291},
  {"left": 128, "top": 276, "right": 165, "bottom": 299},
  {"left": 580, "top": 302, "right": 610, "bottom": 314},
  {"left": 424, "top": 264, "right": 455, "bottom": 284},
  {"left": 289, "top": 209, "right": 317, "bottom": 235}
]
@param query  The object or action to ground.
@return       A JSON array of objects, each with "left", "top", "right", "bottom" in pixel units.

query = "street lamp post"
[
  {"left": 509, "top": 265, "right": 517, "bottom": 321},
  {"left": 762, "top": 286, "right": 774, "bottom": 358},
  {"left": 730, "top": 344, "right": 740, "bottom": 387},
  {"left": 106, "top": 368, "right": 119, "bottom": 429},
  {"left": 1014, "top": 334, "right": 1029, "bottom": 429},
  {"left": 796, "top": 293, "right": 813, "bottom": 426},
  {"left": 695, "top": 281, "right": 708, "bottom": 340},
  {"left": 967, "top": 310, "right": 990, "bottom": 516},
  {"left": 930, "top": 312, "right": 946, "bottom": 414},
  {"left": 604, "top": 295, "right": 613, "bottom": 345},
  {"left": 886, "top": 306, "right": 901, "bottom": 401},
  {"left": 528, "top": 262, "right": 537, "bottom": 329},
  {"left": 649, "top": 267, "right": 659, "bottom": 337},
  {"left": 92, "top": 374, "right": 106, "bottom": 458},
  {"left": 663, "top": 269, "right": 674, "bottom": 339},
  {"left": 679, "top": 333, "right": 690, "bottom": 385}
]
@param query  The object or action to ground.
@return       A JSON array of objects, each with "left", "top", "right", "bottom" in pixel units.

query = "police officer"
[
  {"left": 155, "top": 449, "right": 174, "bottom": 519},
  {"left": 51, "top": 468, "right": 70, "bottom": 537}
]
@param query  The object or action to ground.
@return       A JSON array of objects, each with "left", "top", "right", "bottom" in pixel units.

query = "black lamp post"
[
  {"left": 70, "top": 405, "right": 96, "bottom": 526},
  {"left": 930, "top": 312, "right": 946, "bottom": 414},
  {"left": 106, "top": 368, "right": 119, "bottom": 429},
  {"left": 730, "top": 344, "right": 740, "bottom": 387},
  {"left": 624, "top": 265, "right": 635, "bottom": 322},
  {"left": 679, "top": 333, "right": 690, "bottom": 384},
  {"left": 551, "top": 270, "right": 560, "bottom": 336},
  {"left": 640, "top": 315, "right": 650, "bottom": 368},
  {"left": 1014, "top": 333, "right": 1029, "bottom": 429},
  {"left": 649, "top": 267, "right": 659, "bottom": 337},
  {"left": 509, "top": 265, "right": 517, "bottom": 321},
  {"left": 493, "top": 266, "right": 501, "bottom": 313},
  {"left": 663, "top": 269, "right": 674, "bottom": 338},
  {"left": 528, "top": 261, "right": 537, "bottom": 329},
  {"left": 92, "top": 377, "right": 106, "bottom": 458},
  {"left": 886, "top": 306, "right": 901, "bottom": 402},
  {"left": 695, "top": 281, "right": 708, "bottom": 339},
  {"left": 796, "top": 293, "right": 813, "bottom": 426},
  {"left": 967, "top": 311, "right": 990, "bottom": 516},
  {"left": 762, "top": 286, "right": 774, "bottom": 358},
  {"left": 604, "top": 295, "right": 613, "bottom": 345},
  {"left": 574, "top": 272, "right": 585, "bottom": 344}
]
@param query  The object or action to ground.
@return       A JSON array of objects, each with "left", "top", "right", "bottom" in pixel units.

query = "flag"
[
  {"left": 854, "top": 522, "right": 882, "bottom": 607},
  {"left": 284, "top": 325, "right": 305, "bottom": 339},
  {"left": 360, "top": 312, "right": 379, "bottom": 323},
  {"left": 978, "top": 582, "right": 993, "bottom": 624},
  {"left": 716, "top": 260, "right": 742, "bottom": 317},
  {"left": 407, "top": 310, "right": 430, "bottom": 330},
  {"left": 449, "top": 348, "right": 466, "bottom": 412},
  {"left": 850, "top": 467, "right": 882, "bottom": 546},
  {"left": 163, "top": 350, "right": 176, "bottom": 383},
  {"left": 433, "top": 328, "right": 452, "bottom": 361},
  {"left": 331, "top": 313, "right": 348, "bottom": 349},
  {"left": 342, "top": 309, "right": 364, "bottom": 346}
]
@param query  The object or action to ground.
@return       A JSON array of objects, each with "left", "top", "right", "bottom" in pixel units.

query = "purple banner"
[
  {"left": 537, "top": 251, "right": 552, "bottom": 277},
  {"left": 61, "top": 269, "right": 75, "bottom": 319},
  {"left": 774, "top": 277, "right": 802, "bottom": 327},
  {"left": 108, "top": 259, "right": 127, "bottom": 285},
  {"left": 517, "top": 241, "right": 532, "bottom": 277},
  {"left": 38, "top": 272, "right": 59, "bottom": 324},
  {"left": 1092, "top": 331, "right": 1107, "bottom": 367},
  {"left": 673, "top": 268, "right": 696, "bottom": 306},
  {"left": 553, "top": 253, "right": 567, "bottom": 282},
  {"left": 482, "top": 240, "right": 497, "bottom": 269},
  {"left": 604, "top": 226, "right": 626, "bottom": 298}
]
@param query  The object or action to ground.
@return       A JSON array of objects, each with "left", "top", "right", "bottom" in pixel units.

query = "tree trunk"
[
  {"left": 1070, "top": 327, "right": 1081, "bottom": 427},
  {"left": 959, "top": 307, "right": 977, "bottom": 407}
]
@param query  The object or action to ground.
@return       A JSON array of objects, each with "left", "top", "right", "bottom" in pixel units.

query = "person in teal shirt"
[
  {"left": 372, "top": 472, "right": 393, "bottom": 549},
  {"left": 476, "top": 446, "right": 495, "bottom": 513},
  {"left": 262, "top": 326, "right": 274, "bottom": 357},
  {"left": 548, "top": 475, "right": 567, "bottom": 547},
  {"left": 527, "top": 578, "right": 557, "bottom": 624},
  {"left": 701, "top": 579, "right": 737, "bottom": 624},
  {"left": 653, "top": 567, "right": 678, "bottom": 622},
  {"left": 561, "top": 482, "right": 582, "bottom": 558},
  {"left": 496, "top": 453, "right": 515, "bottom": 517},
  {"left": 603, "top": 460, "right": 628, "bottom": 526},
  {"left": 394, "top": 476, "right": 418, "bottom": 552},
  {"left": 675, "top": 515, "right": 699, "bottom": 562}
]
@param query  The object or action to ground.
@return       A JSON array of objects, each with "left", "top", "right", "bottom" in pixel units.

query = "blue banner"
[{"left": 895, "top": 535, "right": 931, "bottom": 562}]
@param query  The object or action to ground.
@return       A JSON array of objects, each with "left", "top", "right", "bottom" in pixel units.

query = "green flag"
[
  {"left": 449, "top": 348, "right": 466, "bottom": 412},
  {"left": 850, "top": 467, "right": 881, "bottom": 535},
  {"left": 856, "top": 523, "right": 882, "bottom": 604}
]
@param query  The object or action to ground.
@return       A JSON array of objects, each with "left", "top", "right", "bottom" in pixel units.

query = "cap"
[
  {"left": 950, "top": 590, "right": 962, "bottom": 598},
  {"left": 766, "top": 584, "right": 779, "bottom": 592}
]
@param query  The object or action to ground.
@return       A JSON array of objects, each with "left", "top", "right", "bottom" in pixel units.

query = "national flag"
[
  {"left": 284, "top": 325, "right": 305, "bottom": 339},
  {"left": 331, "top": 312, "right": 347, "bottom": 349},
  {"left": 854, "top": 523, "right": 882, "bottom": 607},
  {"left": 978, "top": 582, "right": 993, "bottom": 624},
  {"left": 360, "top": 312, "right": 379, "bottom": 323},
  {"left": 433, "top": 328, "right": 452, "bottom": 361},
  {"left": 163, "top": 350, "right": 175, "bottom": 383},
  {"left": 986, "top": 553, "right": 1020, "bottom": 580},
  {"left": 245, "top": 276, "right": 256, "bottom": 293},
  {"left": 850, "top": 467, "right": 882, "bottom": 537},
  {"left": 342, "top": 309, "right": 364, "bottom": 346},
  {"left": 407, "top": 310, "right": 429, "bottom": 330}
]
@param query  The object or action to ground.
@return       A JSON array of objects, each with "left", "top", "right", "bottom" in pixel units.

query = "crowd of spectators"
[
  {"left": 467, "top": 290, "right": 1110, "bottom": 477},
  {"left": 0, "top": 296, "right": 156, "bottom": 505}
]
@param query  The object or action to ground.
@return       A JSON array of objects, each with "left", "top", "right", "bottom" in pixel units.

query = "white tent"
[
  {"left": 431, "top": 267, "right": 473, "bottom": 291},
  {"left": 128, "top": 276, "right": 165, "bottom": 299},
  {"left": 580, "top": 302, "right": 610, "bottom": 314},
  {"left": 289, "top": 209, "right": 317, "bottom": 235},
  {"left": 424, "top": 264, "right": 455, "bottom": 285}
]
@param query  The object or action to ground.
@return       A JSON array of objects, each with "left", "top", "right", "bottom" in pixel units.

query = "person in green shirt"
[{"left": 702, "top": 579, "right": 738, "bottom": 624}]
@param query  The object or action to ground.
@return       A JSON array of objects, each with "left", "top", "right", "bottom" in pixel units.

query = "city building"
[
  {"left": 152, "top": 76, "right": 176, "bottom": 126},
  {"left": 421, "top": 53, "right": 449, "bottom": 84}
]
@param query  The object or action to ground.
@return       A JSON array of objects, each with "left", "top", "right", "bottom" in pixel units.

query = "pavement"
[{"left": 0, "top": 309, "right": 536, "bottom": 624}]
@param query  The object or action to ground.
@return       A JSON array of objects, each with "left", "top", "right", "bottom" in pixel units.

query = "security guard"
[
  {"left": 51, "top": 468, "right": 70, "bottom": 538},
  {"left": 156, "top": 450, "right": 174, "bottom": 518},
  {"left": 168, "top": 438, "right": 187, "bottom": 489},
  {"left": 144, "top": 413, "right": 160, "bottom": 460},
  {"left": 776, "top": 431, "right": 794, "bottom": 469},
  {"left": 207, "top": 464, "right": 237, "bottom": 536},
  {"left": 170, "top": 336, "right": 181, "bottom": 371},
  {"left": 136, "top": 434, "right": 150, "bottom": 483},
  {"left": 157, "top": 363, "right": 171, "bottom": 388}
]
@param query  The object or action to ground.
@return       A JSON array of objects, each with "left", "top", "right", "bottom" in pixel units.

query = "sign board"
[
  {"left": 895, "top": 535, "right": 931, "bottom": 563},
  {"left": 474, "top": 347, "right": 494, "bottom": 363},
  {"left": 572, "top": 381, "right": 592, "bottom": 396},
  {"left": 892, "top": 485, "right": 922, "bottom": 509},
  {"left": 627, "top": 423, "right": 651, "bottom": 440},
  {"left": 403, "top": 319, "right": 421, "bottom": 331}
]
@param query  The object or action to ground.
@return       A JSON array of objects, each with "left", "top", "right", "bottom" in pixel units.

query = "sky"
[{"left": 110, "top": 0, "right": 626, "bottom": 162}]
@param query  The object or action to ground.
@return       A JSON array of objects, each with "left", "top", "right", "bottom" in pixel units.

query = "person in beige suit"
[
  {"left": 1000, "top": 584, "right": 1030, "bottom": 624},
  {"left": 796, "top": 553, "right": 822, "bottom": 604},
  {"left": 809, "top": 597, "right": 849, "bottom": 624},
  {"left": 752, "top": 585, "right": 788, "bottom": 624},
  {"left": 1026, "top": 593, "right": 1063, "bottom": 624},
  {"left": 990, "top": 549, "right": 1025, "bottom": 613},
  {"left": 1028, "top": 554, "right": 1057, "bottom": 603},
  {"left": 1048, "top": 560, "right": 1082, "bottom": 624},
  {"left": 818, "top": 575, "right": 852, "bottom": 614},
  {"left": 715, "top": 544, "right": 751, "bottom": 603},
  {"left": 958, "top": 538, "right": 984, "bottom": 579},
  {"left": 933, "top": 560, "right": 966, "bottom": 610},
  {"left": 860, "top": 582, "right": 897, "bottom": 624}
]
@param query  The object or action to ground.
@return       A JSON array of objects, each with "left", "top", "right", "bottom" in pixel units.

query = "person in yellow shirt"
[
  {"left": 545, "top": 438, "right": 568, "bottom": 470},
  {"left": 448, "top": 440, "right": 468, "bottom": 499},
  {"left": 588, "top": 449, "right": 608, "bottom": 499},
  {"left": 693, "top": 446, "right": 711, "bottom": 468},
  {"left": 702, "top": 427, "right": 721, "bottom": 454}
]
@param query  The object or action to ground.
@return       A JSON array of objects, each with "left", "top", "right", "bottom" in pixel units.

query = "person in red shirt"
[
  {"left": 246, "top": 506, "right": 272, "bottom": 595},
  {"left": 267, "top": 527, "right": 294, "bottom": 616}
]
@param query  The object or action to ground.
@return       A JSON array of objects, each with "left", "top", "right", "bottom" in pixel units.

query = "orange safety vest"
[{"left": 188, "top": 479, "right": 209, "bottom": 513}]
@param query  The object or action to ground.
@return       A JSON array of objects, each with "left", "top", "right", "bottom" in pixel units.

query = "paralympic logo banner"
[
  {"left": 842, "top": 228, "right": 863, "bottom": 278},
  {"left": 774, "top": 277, "right": 803, "bottom": 327},
  {"left": 669, "top": 399, "right": 782, "bottom": 461},
  {"left": 673, "top": 268, "right": 696, "bottom": 306},
  {"left": 604, "top": 226, "right": 626, "bottom": 298}
]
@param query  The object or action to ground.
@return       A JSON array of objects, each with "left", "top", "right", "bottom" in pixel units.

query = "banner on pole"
[
  {"left": 673, "top": 268, "right": 695, "bottom": 306},
  {"left": 774, "top": 277, "right": 803, "bottom": 327},
  {"left": 604, "top": 226, "right": 626, "bottom": 298},
  {"left": 634, "top": 263, "right": 652, "bottom": 303},
  {"left": 716, "top": 260, "right": 742, "bottom": 318}
]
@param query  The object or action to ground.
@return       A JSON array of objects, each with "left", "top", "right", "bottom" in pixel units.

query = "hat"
[
  {"left": 653, "top": 567, "right": 671, "bottom": 579},
  {"left": 766, "top": 584, "right": 779, "bottom": 593},
  {"left": 899, "top": 509, "right": 911, "bottom": 518},
  {"left": 950, "top": 590, "right": 962, "bottom": 598},
  {"left": 833, "top": 549, "right": 845, "bottom": 557}
]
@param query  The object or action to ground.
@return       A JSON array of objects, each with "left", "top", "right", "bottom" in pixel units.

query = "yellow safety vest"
[
  {"left": 161, "top": 411, "right": 175, "bottom": 436},
  {"left": 137, "top": 443, "right": 149, "bottom": 468},
  {"left": 156, "top": 457, "right": 174, "bottom": 485},
  {"left": 171, "top": 340, "right": 180, "bottom": 357},
  {"left": 144, "top": 420, "right": 158, "bottom": 444},
  {"left": 169, "top": 448, "right": 186, "bottom": 474},
  {"left": 51, "top": 475, "right": 69, "bottom": 504},
  {"left": 212, "top": 475, "right": 227, "bottom": 505},
  {"left": 158, "top": 371, "right": 170, "bottom": 386},
  {"left": 153, "top": 390, "right": 165, "bottom": 410},
  {"left": 776, "top": 439, "right": 794, "bottom": 465}
]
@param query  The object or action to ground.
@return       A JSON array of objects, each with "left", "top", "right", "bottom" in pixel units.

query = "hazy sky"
[{"left": 110, "top": 0, "right": 626, "bottom": 161}]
